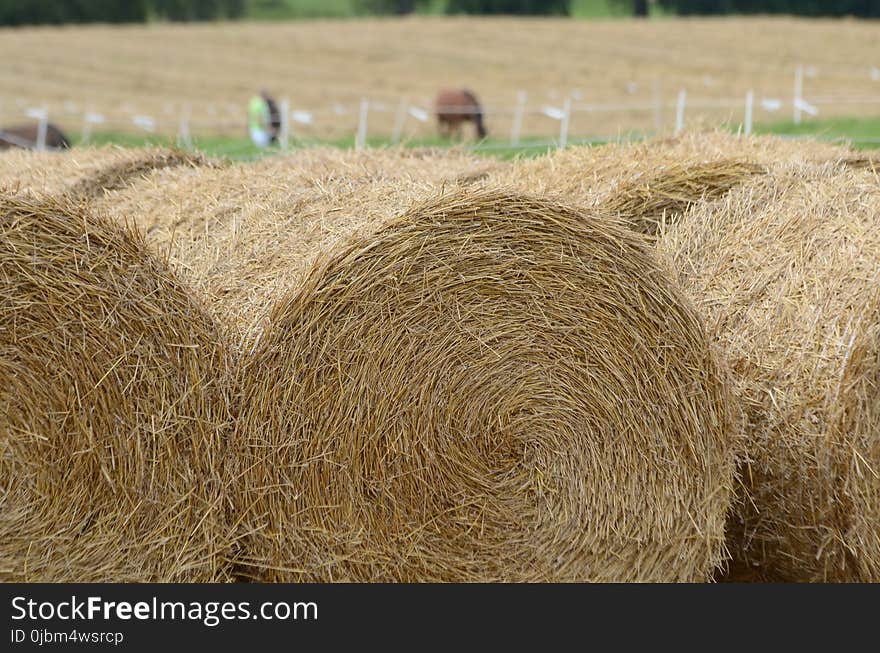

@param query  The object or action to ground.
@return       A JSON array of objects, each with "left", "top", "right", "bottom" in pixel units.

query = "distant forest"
[{"left": 1, "top": 0, "right": 878, "bottom": 26}]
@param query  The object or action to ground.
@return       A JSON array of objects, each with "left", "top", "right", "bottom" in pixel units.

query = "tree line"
[
  {"left": 657, "top": 0, "right": 880, "bottom": 16},
  {"left": 0, "top": 0, "right": 245, "bottom": 25},
  {"left": 2, "top": 0, "right": 879, "bottom": 26},
  {"left": 364, "top": 0, "right": 880, "bottom": 17}
]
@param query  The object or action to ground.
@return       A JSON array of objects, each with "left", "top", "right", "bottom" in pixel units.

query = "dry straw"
[
  {"left": 94, "top": 147, "right": 497, "bottom": 338},
  {"left": 96, "top": 149, "right": 735, "bottom": 582},
  {"left": 487, "top": 131, "right": 853, "bottom": 235},
  {"left": 0, "top": 145, "right": 211, "bottom": 198},
  {"left": 599, "top": 159, "right": 765, "bottom": 236},
  {"left": 230, "top": 188, "right": 735, "bottom": 582},
  {"left": 0, "top": 192, "right": 232, "bottom": 581},
  {"left": 836, "top": 152, "right": 880, "bottom": 172},
  {"left": 658, "top": 163, "right": 880, "bottom": 582}
]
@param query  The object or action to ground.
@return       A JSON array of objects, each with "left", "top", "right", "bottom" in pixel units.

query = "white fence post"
[
  {"left": 355, "top": 99, "right": 369, "bottom": 150},
  {"left": 510, "top": 90, "right": 526, "bottom": 146},
  {"left": 744, "top": 89, "right": 754, "bottom": 135},
  {"left": 675, "top": 89, "right": 687, "bottom": 135},
  {"left": 794, "top": 64, "right": 804, "bottom": 125},
  {"left": 82, "top": 114, "right": 90, "bottom": 145},
  {"left": 26, "top": 107, "right": 49, "bottom": 150},
  {"left": 653, "top": 78, "right": 662, "bottom": 132},
  {"left": 81, "top": 111, "right": 104, "bottom": 145},
  {"left": 279, "top": 97, "right": 290, "bottom": 151},
  {"left": 391, "top": 98, "right": 407, "bottom": 145},
  {"left": 177, "top": 104, "right": 193, "bottom": 149},
  {"left": 558, "top": 97, "right": 571, "bottom": 150},
  {"left": 36, "top": 113, "right": 48, "bottom": 151}
]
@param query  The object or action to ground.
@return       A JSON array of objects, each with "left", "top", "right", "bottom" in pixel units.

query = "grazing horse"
[
  {"left": 0, "top": 123, "right": 71, "bottom": 150},
  {"left": 434, "top": 89, "right": 487, "bottom": 140}
]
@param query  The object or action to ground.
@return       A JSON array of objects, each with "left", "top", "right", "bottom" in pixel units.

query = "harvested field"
[
  {"left": 95, "top": 151, "right": 736, "bottom": 582},
  {"left": 2, "top": 18, "right": 880, "bottom": 139},
  {"left": 657, "top": 164, "right": 880, "bottom": 582},
  {"left": 0, "top": 193, "right": 231, "bottom": 581}
]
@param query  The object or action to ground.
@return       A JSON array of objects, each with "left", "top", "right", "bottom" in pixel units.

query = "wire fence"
[{"left": 4, "top": 64, "right": 880, "bottom": 153}]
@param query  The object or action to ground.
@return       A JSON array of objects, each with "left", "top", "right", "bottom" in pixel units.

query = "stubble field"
[{"left": 2, "top": 16, "right": 880, "bottom": 142}]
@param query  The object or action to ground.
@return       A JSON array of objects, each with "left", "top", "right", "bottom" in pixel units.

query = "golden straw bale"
[
  {"left": 0, "top": 145, "right": 211, "bottom": 198},
  {"left": 95, "top": 148, "right": 498, "bottom": 337},
  {"left": 488, "top": 132, "right": 854, "bottom": 233},
  {"left": 95, "top": 149, "right": 735, "bottom": 582},
  {"left": 836, "top": 153, "right": 880, "bottom": 173},
  {"left": 600, "top": 159, "right": 766, "bottom": 236},
  {"left": 229, "top": 187, "right": 735, "bottom": 582},
  {"left": 658, "top": 164, "right": 880, "bottom": 582},
  {"left": 0, "top": 193, "right": 231, "bottom": 581}
]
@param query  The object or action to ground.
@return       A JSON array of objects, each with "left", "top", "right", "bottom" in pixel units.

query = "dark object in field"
[
  {"left": 0, "top": 122, "right": 70, "bottom": 150},
  {"left": 265, "top": 94, "right": 282, "bottom": 144},
  {"left": 435, "top": 89, "right": 487, "bottom": 139}
]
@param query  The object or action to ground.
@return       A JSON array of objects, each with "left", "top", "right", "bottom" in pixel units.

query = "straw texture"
[
  {"left": 658, "top": 164, "right": 880, "bottom": 582},
  {"left": 225, "top": 187, "right": 736, "bottom": 582},
  {"left": 95, "top": 149, "right": 736, "bottom": 582},
  {"left": 600, "top": 159, "right": 765, "bottom": 236},
  {"left": 0, "top": 146, "right": 211, "bottom": 198},
  {"left": 95, "top": 148, "right": 497, "bottom": 338},
  {"left": 488, "top": 132, "right": 853, "bottom": 235},
  {"left": 0, "top": 192, "right": 231, "bottom": 581}
]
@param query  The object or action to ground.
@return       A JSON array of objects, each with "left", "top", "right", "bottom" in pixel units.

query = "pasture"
[{"left": 2, "top": 17, "right": 880, "bottom": 145}]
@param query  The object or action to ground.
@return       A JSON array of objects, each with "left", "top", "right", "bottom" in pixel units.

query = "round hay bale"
[
  {"left": 485, "top": 132, "right": 854, "bottom": 229},
  {"left": 836, "top": 153, "right": 880, "bottom": 172},
  {"left": 599, "top": 159, "right": 766, "bottom": 236},
  {"left": 0, "top": 193, "right": 231, "bottom": 581},
  {"left": 230, "top": 187, "right": 735, "bottom": 582},
  {"left": 658, "top": 163, "right": 880, "bottom": 582},
  {"left": 93, "top": 147, "right": 500, "bottom": 336},
  {"left": 67, "top": 147, "right": 211, "bottom": 198},
  {"left": 0, "top": 145, "right": 211, "bottom": 198},
  {"left": 89, "top": 149, "right": 735, "bottom": 581}
]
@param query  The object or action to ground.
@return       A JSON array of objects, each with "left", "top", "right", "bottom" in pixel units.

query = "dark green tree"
[
  {"left": 445, "top": 0, "right": 571, "bottom": 15},
  {"left": 0, "top": 0, "right": 148, "bottom": 25},
  {"left": 357, "top": 0, "right": 427, "bottom": 14},
  {"left": 223, "top": 0, "right": 246, "bottom": 18},
  {"left": 657, "top": 0, "right": 880, "bottom": 16}
]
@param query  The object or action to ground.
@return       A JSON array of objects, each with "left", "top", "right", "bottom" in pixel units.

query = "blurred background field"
[{"left": 1, "top": 3, "right": 879, "bottom": 156}]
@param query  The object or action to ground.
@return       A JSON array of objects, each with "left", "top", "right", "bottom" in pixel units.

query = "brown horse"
[
  {"left": 0, "top": 122, "right": 71, "bottom": 150},
  {"left": 434, "top": 89, "right": 487, "bottom": 140}
]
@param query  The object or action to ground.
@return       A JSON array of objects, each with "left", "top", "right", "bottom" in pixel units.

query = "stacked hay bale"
[
  {"left": 488, "top": 131, "right": 859, "bottom": 236},
  {"left": 490, "top": 131, "right": 851, "bottom": 206},
  {"left": 657, "top": 163, "right": 880, "bottom": 582},
  {"left": 0, "top": 193, "right": 231, "bottom": 581},
  {"left": 0, "top": 145, "right": 210, "bottom": 198},
  {"left": 95, "top": 148, "right": 500, "bottom": 337},
  {"left": 96, "top": 148, "right": 736, "bottom": 582},
  {"left": 598, "top": 159, "right": 765, "bottom": 237}
]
